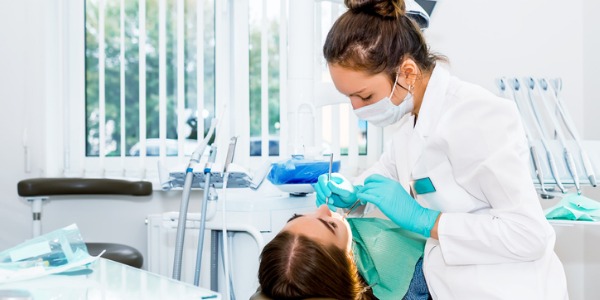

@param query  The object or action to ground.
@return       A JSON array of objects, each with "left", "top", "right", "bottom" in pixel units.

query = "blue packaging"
[{"left": 267, "top": 157, "right": 341, "bottom": 185}]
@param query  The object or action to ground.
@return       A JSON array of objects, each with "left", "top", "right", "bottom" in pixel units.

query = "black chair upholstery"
[
  {"left": 86, "top": 242, "right": 144, "bottom": 269},
  {"left": 17, "top": 178, "right": 152, "bottom": 269},
  {"left": 18, "top": 178, "right": 152, "bottom": 197}
]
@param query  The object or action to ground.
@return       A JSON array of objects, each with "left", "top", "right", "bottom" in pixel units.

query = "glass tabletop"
[{"left": 0, "top": 258, "right": 220, "bottom": 300}]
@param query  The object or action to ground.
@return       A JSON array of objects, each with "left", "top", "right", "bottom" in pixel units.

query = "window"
[
  {"left": 85, "top": 0, "right": 216, "bottom": 158},
  {"left": 316, "top": 1, "right": 368, "bottom": 156},
  {"left": 248, "top": 1, "right": 281, "bottom": 157},
  {"left": 60, "top": 0, "right": 378, "bottom": 180}
]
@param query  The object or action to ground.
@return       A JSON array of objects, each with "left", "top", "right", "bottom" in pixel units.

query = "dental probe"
[
  {"left": 345, "top": 199, "right": 361, "bottom": 218},
  {"left": 326, "top": 153, "right": 334, "bottom": 205}
]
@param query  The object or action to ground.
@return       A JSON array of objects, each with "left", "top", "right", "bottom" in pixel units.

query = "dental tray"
[
  {"left": 274, "top": 184, "right": 315, "bottom": 196},
  {"left": 167, "top": 171, "right": 252, "bottom": 189},
  {"left": 267, "top": 158, "right": 341, "bottom": 185}
]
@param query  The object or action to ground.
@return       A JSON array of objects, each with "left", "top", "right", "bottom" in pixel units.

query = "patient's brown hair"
[{"left": 258, "top": 231, "right": 375, "bottom": 300}]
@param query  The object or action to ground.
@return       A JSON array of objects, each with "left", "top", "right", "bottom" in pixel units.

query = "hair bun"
[{"left": 345, "top": 0, "right": 405, "bottom": 18}]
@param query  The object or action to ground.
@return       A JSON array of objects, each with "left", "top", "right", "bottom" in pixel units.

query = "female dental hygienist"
[{"left": 314, "top": 0, "right": 569, "bottom": 299}]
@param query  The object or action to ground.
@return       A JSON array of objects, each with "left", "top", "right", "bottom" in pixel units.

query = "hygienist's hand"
[
  {"left": 357, "top": 174, "right": 440, "bottom": 238},
  {"left": 313, "top": 173, "right": 360, "bottom": 211}
]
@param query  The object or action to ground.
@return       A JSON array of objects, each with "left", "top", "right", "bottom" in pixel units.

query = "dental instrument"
[
  {"left": 172, "top": 118, "right": 218, "bottom": 281},
  {"left": 220, "top": 136, "right": 238, "bottom": 300},
  {"left": 497, "top": 78, "right": 552, "bottom": 198},
  {"left": 547, "top": 78, "right": 597, "bottom": 187},
  {"left": 535, "top": 78, "right": 581, "bottom": 194},
  {"left": 517, "top": 77, "right": 567, "bottom": 194},
  {"left": 345, "top": 199, "right": 362, "bottom": 218},
  {"left": 326, "top": 153, "right": 334, "bottom": 205},
  {"left": 194, "top": 145, "right": 218, "bottom": 286}
]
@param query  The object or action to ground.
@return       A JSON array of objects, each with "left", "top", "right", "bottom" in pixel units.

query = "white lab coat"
[{"left": 358, "top": 64, "right": 568, "bottom": 299}]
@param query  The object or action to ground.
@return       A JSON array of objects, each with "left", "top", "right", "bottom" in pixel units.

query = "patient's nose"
[{"left": 316, "top": 204, "right": 333, "bottom": 217}]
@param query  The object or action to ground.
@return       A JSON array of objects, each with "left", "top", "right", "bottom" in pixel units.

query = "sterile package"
[
  {"left": 545, "top": 193, "right": 600, "bottom": 221},
  {"left": 267, "top": 156, "right": 341, "bottom": 185},
  {"left": 0, "top": 224, "right": 99, "bottom": 283}
]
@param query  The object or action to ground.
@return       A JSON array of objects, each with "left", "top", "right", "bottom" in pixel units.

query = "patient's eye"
[{"left": 328, "top": 221, "right": 338, "bottom": 229}]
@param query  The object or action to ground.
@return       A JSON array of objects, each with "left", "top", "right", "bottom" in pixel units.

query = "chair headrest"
[{"left": 17, "top": 178, "right": 153, "bottom": 197}]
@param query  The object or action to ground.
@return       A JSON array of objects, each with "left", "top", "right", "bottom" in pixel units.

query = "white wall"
[
  {"left": 425, "top": 1, "right": 597, "bottom": 299},
  {"left": 1, "top": 0, "right": 600, "bottom": 298},
  {"left": 426, "top": 0, "right": 584, "bottom": 130},
  {"left": 0, "top": 1, "right": 31, "bottom": 248},
  {"left": 583, "top": 0, "right": 600, "bottom": 140},
  {"left": 582, "top": 0, "right": 600, "bottom": 293}
]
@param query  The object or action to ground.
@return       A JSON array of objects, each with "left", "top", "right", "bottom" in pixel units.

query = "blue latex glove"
[
  {"left": 357, "top": 174, "right": 440, "bottom": 238},
  {"left": 313, "top": 173, "right": 360, "bottom": 211}
]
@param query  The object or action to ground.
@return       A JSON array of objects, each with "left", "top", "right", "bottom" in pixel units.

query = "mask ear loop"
[
  {"left": 404, "top": 70, "right": 415, "bottom": 94},
  {"left": 389, "top": 74, "right": 399, "bottom": 99}
]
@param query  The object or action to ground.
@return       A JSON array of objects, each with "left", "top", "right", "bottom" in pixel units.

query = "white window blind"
[
  {"left": 79, "top": 0, "right": 217, "bottom": 180},
  {"left": 313, "top": 0, "right": 381, "bottom": 175},
  {"left": 50, "top": 0, "right": 381, "bottom": 184}
]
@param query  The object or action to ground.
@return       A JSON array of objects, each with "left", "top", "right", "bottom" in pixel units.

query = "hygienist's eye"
[
  {"left": 362, "top": 95, "right": 372, "bottom": 101},
  {"left": 287, "top": 214, "right": 302, "bottom": 223}
]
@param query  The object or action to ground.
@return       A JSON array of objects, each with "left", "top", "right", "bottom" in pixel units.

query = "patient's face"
[{"left": 282, "top": 205, "right": 352, "bottom": 252}]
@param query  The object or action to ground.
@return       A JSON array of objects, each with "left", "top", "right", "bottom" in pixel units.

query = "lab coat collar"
[{"left": 413, "top": 63, "right": 451, "bottom": 138}]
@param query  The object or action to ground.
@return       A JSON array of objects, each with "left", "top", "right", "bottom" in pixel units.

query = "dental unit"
[
  {"left": 545, "top": 78, "right": 597, "bottom": 187},
  {"left": 513, "top": 78, "right": 567, "bottom": 194},
  {"left": 497, "top": 78, "right": 551, "bottom": 198},
  {"left": 533, "top": 78, "right": 581, "bottom": 195}
]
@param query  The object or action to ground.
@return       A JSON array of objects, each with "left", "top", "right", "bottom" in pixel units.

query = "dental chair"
[{"left": 17, "top": 178, "right": 152, "bottom": 269}]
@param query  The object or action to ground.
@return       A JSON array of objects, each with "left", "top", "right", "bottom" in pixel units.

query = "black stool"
[{"left": 17, "top": 178, "right": 152, "bottom": 269}]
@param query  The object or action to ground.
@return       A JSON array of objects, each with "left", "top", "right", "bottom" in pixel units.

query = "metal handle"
[
  {"left": 564, "top": 150, "right": 581, "bottom": 194},
  {"left": 547, "top": 151, "right": 567, "bottom": 193},
  {"left": 530, "top": 146, "right": 546, "bottom": 189},
  {"left": 224, "top": 137, "right": 238, "bottom": 173},
  {"left": 325, "top": 153, "right": 334, "bottom": 205},
  {"left": 581, "top": 150, "right": 597, "bottom": 187}
]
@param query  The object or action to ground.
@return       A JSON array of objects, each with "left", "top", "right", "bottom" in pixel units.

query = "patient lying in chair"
[{"left": 257, "top": 205, "right": 430, "bottom": 300}]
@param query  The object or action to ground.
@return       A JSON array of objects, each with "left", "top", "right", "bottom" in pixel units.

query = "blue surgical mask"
[{"left": 353, "top": 76, "right": 414, "bottom": 127}]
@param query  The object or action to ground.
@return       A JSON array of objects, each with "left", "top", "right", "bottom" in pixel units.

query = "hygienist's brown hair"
[{"left": 324, "top": 0, "right": 443, "bottom": 81}]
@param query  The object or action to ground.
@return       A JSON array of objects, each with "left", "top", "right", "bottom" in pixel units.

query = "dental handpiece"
[
  {"left": 522, "top": 77, "right": 567, "bottom": 193},
  {"left": 536, "top": 79, "right": 581, "bottom": 195},
  {"left": 498, "top": 78, "right": 550, "bottom": 196},
  {"left": 548, "top": 78, "right": 597, "bottom": 187},
  {"left": 224, "top": 137, "right": 238, "bottom": 174}
]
